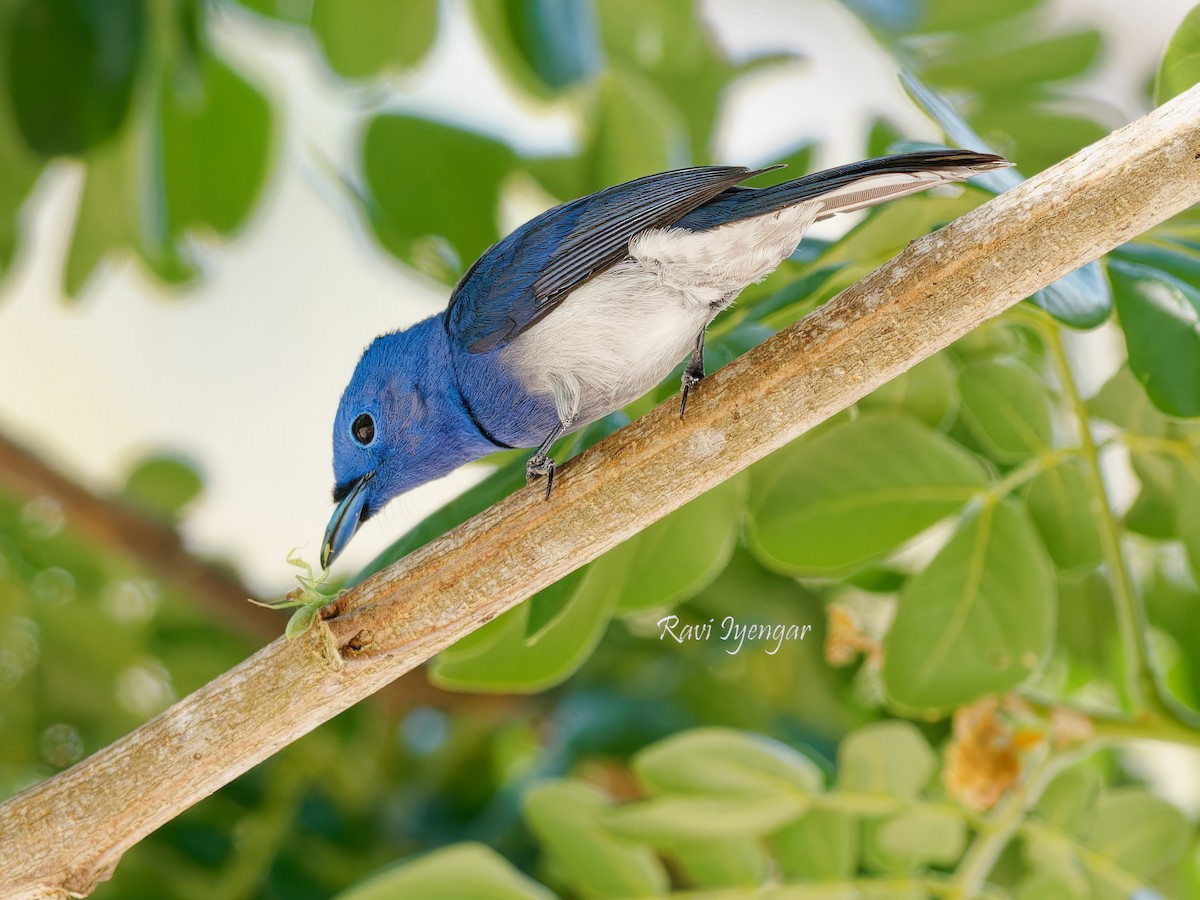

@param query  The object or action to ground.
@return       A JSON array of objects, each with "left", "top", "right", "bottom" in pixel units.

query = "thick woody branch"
[{"left": 4, "top": 85, "right": 1200, "bottom": 899}]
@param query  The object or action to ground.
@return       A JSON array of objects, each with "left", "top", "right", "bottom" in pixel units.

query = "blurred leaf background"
[{"left": 3, "top": 0, "right": 1200, "bottom": 897}]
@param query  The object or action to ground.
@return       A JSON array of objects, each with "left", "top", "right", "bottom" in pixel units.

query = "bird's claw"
[
  {"left": 526, "top": 454, "right": 556, "bottom": 499},
  {"left": 679, "top": 368, "right": 703, "bottom": 419}
]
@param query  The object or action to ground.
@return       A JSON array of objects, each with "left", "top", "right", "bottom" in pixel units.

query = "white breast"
[{"left": 504, "top": 203, "right": 820, "bottom": 427}]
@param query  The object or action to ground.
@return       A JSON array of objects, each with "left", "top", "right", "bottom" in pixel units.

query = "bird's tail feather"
[{"left": 706, "top": 150, "right": 1010, "bottom": 226}]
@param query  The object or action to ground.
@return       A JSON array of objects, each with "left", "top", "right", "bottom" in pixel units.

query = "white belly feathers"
[{"left": 503, "top": 203, "right": 820, "bottom": 428}]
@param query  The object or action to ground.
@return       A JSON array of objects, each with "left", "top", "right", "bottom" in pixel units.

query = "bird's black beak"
[{"left": 321, "top": 471, "right": 374, "bottom": 570}]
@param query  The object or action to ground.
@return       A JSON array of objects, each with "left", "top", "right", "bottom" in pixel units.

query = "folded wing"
[{"left": 444, "top": 165, "right": 775, "bottom": 353}]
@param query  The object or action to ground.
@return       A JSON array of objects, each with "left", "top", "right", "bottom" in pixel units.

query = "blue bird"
[{"left": 322, "top": 149, "right": 1008, "bottom": 568}]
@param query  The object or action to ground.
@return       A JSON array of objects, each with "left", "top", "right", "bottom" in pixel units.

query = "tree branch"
[
  {"left": 4, "top": 85, "right": 1200, "bottom": 899},
  {"left": 0, "top": 430, "right": 276, "bottom": 638},
  {"left": 0, "top": 429, "right": 520, "bottom": 715}
]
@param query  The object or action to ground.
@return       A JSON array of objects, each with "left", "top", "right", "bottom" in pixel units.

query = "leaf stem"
[
  {"left": 977, "top": 447, "right": 1077, "bottom": 507},
  {"left": 1038, "top": 320, "right": 1151, "bottom": 709},
  {"left": 1034, "top": 315, "right": 1200, "bottom": 736}
]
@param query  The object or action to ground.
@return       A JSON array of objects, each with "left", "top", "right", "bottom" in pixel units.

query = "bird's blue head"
[{"left": 322, "top": 317, "right": 485, "bottom": 569}]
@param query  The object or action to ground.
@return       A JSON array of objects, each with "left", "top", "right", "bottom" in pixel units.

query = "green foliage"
[
  {"left": 837, "top": 721, "right": 934, "bottom": 799},
  {"left": 883, "top": 499, "right": 1054, "bottom": 712},
  {"left": 429, "top": 475, "right": 744, "bottom": 692},
  {"left": 898, "top": 71, "right": 1113, "bottom": 329},
  {"left": 1110, "top": 260, "right": 1200, "bottom": 417},
  {"left": 7, "top": 2, "right": 1200, "bottom": 899},
  {"left": 337, "top": 727, "right": 1196, "bottom": 897},
  {"left": 850, "top": 0, "right": 1108, "bottom": 176},
  {"left": 958, "top": 360, "right": 1052, "bottom": 462},
  {"left": 1157, "top": 3, "right": 1200, "bottom": 103},
  {"left": 524, "top": 781, "right": 668, "bottom": 897},
  {"left": 362, "top": 115, "right": 516, "bottom": 282},
  {"left": 334, "top": 843, "right": 554, "bottom": 900},
  {"left": 470, "top": 0, "right": 601, "bottom": 96},
  {"left": 746, "top": 415, "right": 987, "bottom": 575},
  {"left": 6, "top": 0, "right": 145, "bottom": 156},
  {"left": 309, "top": 0, "right": 438, "bottom": 81},
  {"left": 1024, "top": 460, "right": 1104, "bottom": 572},
  {"left": 121, "top": 454, "right": 204, "bottom": 521},
  {"left": 0, "top": 0, "right": 276, "bottom": 294}
]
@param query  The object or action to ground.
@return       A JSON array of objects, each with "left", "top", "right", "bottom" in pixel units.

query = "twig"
[{"left": 4, "top": 83, "right": 1200, "bottom": 900}]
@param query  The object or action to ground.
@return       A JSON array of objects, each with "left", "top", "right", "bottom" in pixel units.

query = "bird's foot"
[
  {"left": 526, "top": 454, "right": 557, "bottom": 499},
  {"left": 679, "top": 365, "right": 704, "bottom": 419}
]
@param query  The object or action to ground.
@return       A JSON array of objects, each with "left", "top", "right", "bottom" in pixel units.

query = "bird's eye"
[{"left": 352, "top": 413, "right": 375, "bottom": 446}]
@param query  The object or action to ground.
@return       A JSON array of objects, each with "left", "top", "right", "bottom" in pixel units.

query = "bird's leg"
[
  {"left": 526, "top": 423, "right": 565, "bottom": 499},
  {"left": 679, "top": 329, "right": 707, "bottom": 419}
]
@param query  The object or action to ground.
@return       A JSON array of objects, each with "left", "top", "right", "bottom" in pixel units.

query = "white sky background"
[{"left": 0, "top": 0, "right": 1193, "bottom": 592}]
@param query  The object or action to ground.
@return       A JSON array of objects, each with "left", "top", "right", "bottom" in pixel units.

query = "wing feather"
[{"left": 446, "top": 165, "right": 776, "bottom": 352}]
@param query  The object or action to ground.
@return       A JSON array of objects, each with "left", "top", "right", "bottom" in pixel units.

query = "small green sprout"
[{"left": 249, "top": 549, "right": 344, "bottom": 639}]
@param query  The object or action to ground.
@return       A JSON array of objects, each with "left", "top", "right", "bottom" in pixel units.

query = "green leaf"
[
  {"left": 6, "top": 0, "right": 145, "bottom": 157},
  {"left": 1144, "top": 567, "right": 1200, "bottom": 708},
  {"left": 923, "top": 31, "right": 1102, "bottom": 95},
  {"left": 335, "top": 843, "right": 554, "bottom": 900},
  {"left": 958, "top": 360, "right": 1053, "bottom": 462},
  {"left": 1126, "top": 450, "right": 1178, "bottom": 539},
  {"left": 63, "top": 37, "right": 275, "bottom": 293},
  {"left": 1157, "top": 4, "right": 1200, "bottom": 104},
  {"left": 604, "top": 793, "right": 807, "bottom": 842},
  {"left": 430, "top": 562, "right": 617, "bottom": 692},
  {"left": 772, "top": 809, "right": 858, "bottom": 881},
  {"left": 1055, "top": 570, "right": 1118, "bottom": 685},
  {"left": 362, "top": 115, "right": 515, "bottom": 282},
  {"left": 1025, "top": 459, "right": 1104, "bottom": 571},
  {"left": 594, "top": 0, "right": 768, "bottom": 162},
  {"left": 64, "top": 118, "right": 143, "bottom": 296},
  {"left": 0, "top": 48, "right": 43, "bottom": 278},
  {"left": 1112, "top": 240, "right": 1200, "bottom": 287},
  {"left": 1021, "top": 836, "right": 1092, "bottom": 899},
  {"left": 863, "top": 807, "right": 966, "bottom": 873},
  {"left": 1036, "top": 764, "right": 1101, "bottom": 839},
  {"left": 918, "top": 0, "right": 1040, "bottom": 33},
  {"left": 746, "top": 415, "right": 988, "bottom": 575},
  {"left": 122, "top": 455, "right": 204, "bottom": 521},
  {"left": 634, "top": 728, "right": 823, "bottom": 797},
  {"left": 1175, "top": 458, "right": 1200, "bottom": 584},
  {"left": 1088, "top": 366, "right": 1169, "bottom": 438},
  {"left": 970, "top": 106, "right": 1107, "bottom": 176},
  {"left": 1016, "top": 871, "right": 1089, "bottom": 900},
  {"left": 231, "top": 0, "right": 309, "bottom": 22},
  {"left": 1110, "top": 260, "right": 1200, "bottom": 418},
  {"left": 671, "top": 839, "right": 768, "bottom": 888},
  {"left": 1029, "top": 260, "right": 1113, "bottom": 329},
  {"left": 523, "top": 781, "right": 668, "bottom": 898},
  {"left": 432, "top": 473, "right": 742, "bottom": 691},
  {"left": 310, "top": 0, "right": 437, "bottom": 79},
  {"left": 837, "top": 721, "right": 935, "bottom": 799},
  {"left": 587, "top": 68, "right": 687, "bottom": 188},
  {"left": 1084, "top": 788, "right": 1191, "bottom": 878},
  {"left": 612, "top": 476, "right": 744, "bottom": 613},
  {"left": 469, "top": 0, "right": 601, "bottom": 95},
  {"left": 883, "top": 500, "right": 1055, "bottom": 712},
  {"left": 859, "top": 354, "right": 959, "bottom": 429},
  {"left": 158, "top": 54, "right": 274, "bottom": 254}
]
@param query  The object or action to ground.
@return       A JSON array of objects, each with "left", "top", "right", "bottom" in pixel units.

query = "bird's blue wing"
[{"left": 445, "top": 165, "right": 772, "bottom": 353}]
